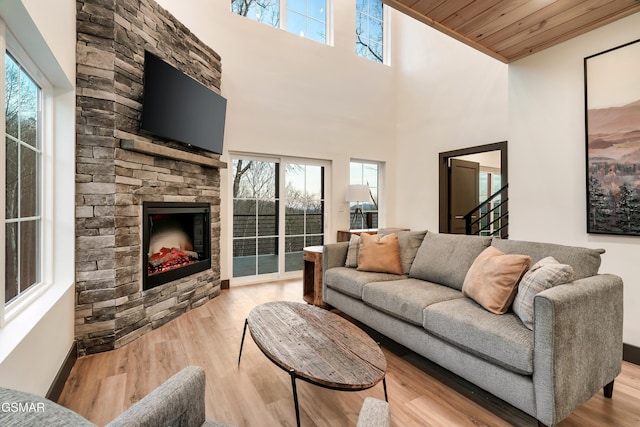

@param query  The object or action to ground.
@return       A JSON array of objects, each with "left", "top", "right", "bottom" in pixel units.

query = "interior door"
[{"left": 449, "top": 158, "right": 480, "bottom": 234}]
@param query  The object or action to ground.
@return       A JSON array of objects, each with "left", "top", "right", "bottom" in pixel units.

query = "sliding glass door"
[{"left": 232, "top": 156, "right": 326, "bottom": 281}]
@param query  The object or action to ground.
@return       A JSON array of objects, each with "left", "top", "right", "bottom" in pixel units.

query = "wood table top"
[{"left": 247, "top": 301, "right": 387, "bottom": 391}]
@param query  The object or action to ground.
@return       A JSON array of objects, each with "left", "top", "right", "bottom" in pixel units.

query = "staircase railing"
[{"left": 464, "top": 184, "right": 509, "bottom": 238}]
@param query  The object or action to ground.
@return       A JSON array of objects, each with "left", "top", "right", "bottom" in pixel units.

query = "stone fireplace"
[{"left": 75, "top": 0, "right": 224, "bottom": 356}]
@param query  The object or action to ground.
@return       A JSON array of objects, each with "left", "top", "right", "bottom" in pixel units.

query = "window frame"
[{"left": 1, "top": 21, "right": 53, "bottom": 327}]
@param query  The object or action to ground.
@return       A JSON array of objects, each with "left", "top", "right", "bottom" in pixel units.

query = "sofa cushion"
[
  {"left": 409, "top": 233, "right": 492, "bottom": 290},
  {"left": 378, "top": 229, "right": 428, "bottom": 274},
  {"left": 357, "top": 233, "right": 403, "bottom": 275},
  {"left": 424, "top": 298, "right": 534, "bottom": 374},
  {"left": 462, "top": 247, "right": 531, "bottom": 314},
  {"left": 362, "top": 279, "right": 463, "bottom": 325},
  {"left": 513, "top": 256, "right": 574, "bottom": 330},
  {"left": 491, "top": 238, "right": 602, "bottom": 280},
  {"left": 345, "top": 234, "right": 361, "bottom": 268},
  {"left": 325, "top": 267, "right": 403, "bottom": 299}
]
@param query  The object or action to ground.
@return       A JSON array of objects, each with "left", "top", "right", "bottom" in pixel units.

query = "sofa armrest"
[
  {"left": 105, "top": 366, "right": 207, "bottom": 427},
  {"left": 322, "top": 242, "right": 349, "bottom": 299},
  {"left": 356, "top": 397, "right": 390, "bottom": 427},
  {"left": 532, "top": 274, "right": 623, "bottom": 426}
]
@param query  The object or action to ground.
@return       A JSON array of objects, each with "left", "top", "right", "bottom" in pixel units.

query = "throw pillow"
[
  {"left": 513, "top": 256, "right": 574, "bottom": 330},
  {"left": 357, "top": 232, "right": 403, "bottom": 275},
  {"left": 462, "top": 246, "right": 531, "bottom": 314},
  {"left": 409, "top": 233, "right": 493, "bottom": 291},
  {"left": 345, "top": 234, "right": 361, "bottom": 268},
  {"left": 378, "top": 229, "right": 428, "bottom": 275}
]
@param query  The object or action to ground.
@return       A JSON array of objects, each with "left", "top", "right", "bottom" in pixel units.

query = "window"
[
  {"left": 231, "top": 0, "right": 280, "bottom": 26},
  {"left": 356, "top": 0, "right": 385, "bottom": 63},
  {"left": 349, "top": 160, "right": 380, "bottom": 229},
  {"left": 231, "top": 0, "right": 329, "bottom": 44},
  {"left": 4, "top": 51, "right": 42, "bottom": 305},
  {"left": 232, "top": 155, "right": 326, "bottom": 282},
  {"left": 286, "top": 0, "right": 326, "bottom": 43},
  {"left": 479, "top": 168, "right": 502, "bottom": 236}
]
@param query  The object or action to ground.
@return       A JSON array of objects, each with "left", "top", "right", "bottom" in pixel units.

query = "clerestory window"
[
  {"left": 231, "top": 0, "right": 329, "bottom": 44},
  {"left": 356, "top": 0, "right": 386, "bottom": 64}
]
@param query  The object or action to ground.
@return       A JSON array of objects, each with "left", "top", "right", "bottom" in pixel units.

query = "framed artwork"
[{"left": 585, "top": 39, "right": 640, "bottom": 235}]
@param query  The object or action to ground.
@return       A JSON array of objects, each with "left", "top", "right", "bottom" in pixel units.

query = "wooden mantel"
[{"left": 120, "top": 138, "right": 227, "bottom": 169}]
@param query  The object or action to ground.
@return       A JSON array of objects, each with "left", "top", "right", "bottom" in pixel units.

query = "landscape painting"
[{"left": 585, "top": 39, "right": 640, "bottom": 235}]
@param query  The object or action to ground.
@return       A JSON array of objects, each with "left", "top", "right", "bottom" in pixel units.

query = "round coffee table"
[{"left": 238, "top": 301, "right": 387, "bottom": 426}]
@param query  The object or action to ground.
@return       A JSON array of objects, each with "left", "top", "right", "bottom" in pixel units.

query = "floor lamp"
[{"left": 346, "top": 184, "right": 371, "bottom": 230}]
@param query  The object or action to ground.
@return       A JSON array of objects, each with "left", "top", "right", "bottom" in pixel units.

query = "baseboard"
[
  {"left": 623, "top": 343, "right": 640, "bottom": 365},
  {"left": 221, "top": 279, "right": 230, "bottom": 290},
  {"left": 46, "top": 341, "right": 77, "bottom": 402}
]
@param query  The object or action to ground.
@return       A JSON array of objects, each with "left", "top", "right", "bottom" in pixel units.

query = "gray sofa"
[
  {"left": 322, "top": 232, "right": 623, "bottom": 426},
  {"left": 0, "top": 366, "right": 390, "bottom": 426}
]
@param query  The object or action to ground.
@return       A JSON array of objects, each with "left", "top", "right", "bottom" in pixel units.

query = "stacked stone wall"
[{"left": 76, "top": 0, "right": 222, "bottom": 356}]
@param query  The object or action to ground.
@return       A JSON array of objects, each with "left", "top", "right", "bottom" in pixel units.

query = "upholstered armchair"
[
  {"left": 0, "top": 366, "right": 232, "bottom": 427},
  {"left": 0, "top": 366, "right": 390, "bottom": 426}
]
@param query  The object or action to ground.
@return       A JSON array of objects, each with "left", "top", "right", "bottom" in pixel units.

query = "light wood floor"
[{"left": 59, "top": 279, "right": 640, "bottom": 426}]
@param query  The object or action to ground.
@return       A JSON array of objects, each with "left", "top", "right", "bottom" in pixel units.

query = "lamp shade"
[{"left": 346, "top": 184, "right": 370, "bottom": 202}]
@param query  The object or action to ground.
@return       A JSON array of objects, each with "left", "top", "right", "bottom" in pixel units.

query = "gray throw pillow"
[
  {"left": 345, "top": 234, "right": 361, "bottom": 268},
  {"left": 409, "top": 233, "right": 492, "bottom": 290},
  {"left": 513, "top": 256, "right": 574, "bottom": 330},
  {"left": 378, "top": 229, "right": 427, "bottom": 274}
]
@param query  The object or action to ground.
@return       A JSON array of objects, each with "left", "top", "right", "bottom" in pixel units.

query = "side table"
[{"left": 303, "top": 246, "right": 328, "bottom": 308}]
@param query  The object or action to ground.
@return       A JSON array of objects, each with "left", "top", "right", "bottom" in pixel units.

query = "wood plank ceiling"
[{"left": 382, "top": 0, "right": 640, "bottom": 63}]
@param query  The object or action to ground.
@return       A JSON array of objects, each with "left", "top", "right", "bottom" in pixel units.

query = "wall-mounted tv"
[{"left": 140, "top": 50, "right": 227, "bottom": 155}]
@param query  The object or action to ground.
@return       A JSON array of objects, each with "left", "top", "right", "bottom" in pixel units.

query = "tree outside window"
[
  {"left": 4, "top": 52, "right": 41, "bottom": 304},
  {"left": 356, "top": 0, "right": 384, "bottom": 63},
  {"left": 231, "top": 0, "right": 327, "bottom": 44},
  {"left": 231, "top": 0, "right": 280, "bottom": 26}
]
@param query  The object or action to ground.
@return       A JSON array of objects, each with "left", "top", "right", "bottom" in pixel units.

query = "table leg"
[
  {"left": 290, "top": 369, "right": 301, "bottom": 427},
  {"left": 383, "top": 377, "right": 388, "bottom": 402},
  {"left": 237, "top": 318, "right": 248, "bottom": 366}
]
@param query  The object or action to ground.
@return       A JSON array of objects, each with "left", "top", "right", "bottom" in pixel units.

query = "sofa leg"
[{"left": 604, "top": 380, "right": 614, "bottom": 398}]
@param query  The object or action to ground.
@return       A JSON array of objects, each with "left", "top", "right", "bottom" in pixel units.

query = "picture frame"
[{"left": 585, "top": 38, "right": 640, "bottom": 235}]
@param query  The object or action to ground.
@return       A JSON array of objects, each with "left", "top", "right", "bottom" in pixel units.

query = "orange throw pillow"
[
  {"left": 462, "top": 246, "right": 531, "bottom": 314},
  {"left": 357, "top": 233, "right": 403, "bottom": 275}
]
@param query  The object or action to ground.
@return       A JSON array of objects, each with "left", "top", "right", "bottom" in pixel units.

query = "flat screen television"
[{"left": 140, "top": 50, "right": 226, "bottom": 155}]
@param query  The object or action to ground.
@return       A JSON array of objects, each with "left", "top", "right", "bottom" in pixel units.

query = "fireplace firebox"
[{"left": 142, "top": 202, "right": 211, "bottom": 290}]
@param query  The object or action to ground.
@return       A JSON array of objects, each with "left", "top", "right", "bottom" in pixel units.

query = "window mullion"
[
  {"left": 280, "top": 0, "right": 287, "bottom": 30},
  {"left": 278, "top": 160, "right": 286, "bottom": 274}
]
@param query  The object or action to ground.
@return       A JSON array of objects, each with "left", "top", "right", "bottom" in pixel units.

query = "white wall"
[
  {"left": 156, "top": 0, "right": 398, "bottom": 281},
  {"left": 392, "top": 12, "right": 509, "bottom": 231},
  {"left": 509, "top": 12, "right": 640, "bottom": 347},
  {"left": 0, "top": 0, "right": 76, "bottom": 394}
]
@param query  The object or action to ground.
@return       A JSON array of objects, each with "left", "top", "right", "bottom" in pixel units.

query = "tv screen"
[{"left": 140, "top": 50, "right": 226, "bottom": 155}]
